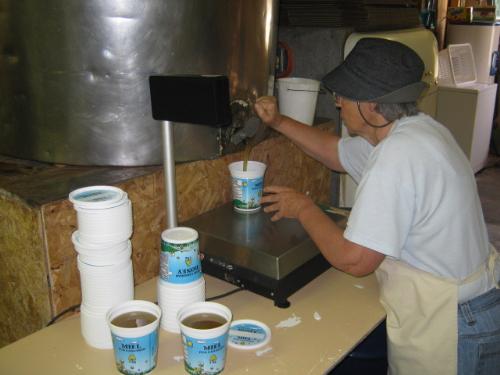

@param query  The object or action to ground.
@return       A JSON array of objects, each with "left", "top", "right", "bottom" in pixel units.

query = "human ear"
[{"left": 367, "top": 102, "right": 378, "bottom": 113}]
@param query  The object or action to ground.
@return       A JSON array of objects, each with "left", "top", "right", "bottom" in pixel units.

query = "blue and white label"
[
  {"left": 229, "top": 323, "right": 268, "bottom": 347},
  {"left": 111, "top": 330, "right": 158, "bottom": 375},
  {"left": 160, "top": 239, "right": 202, "bottom": 284},
  {"left": 231, "top": 177, "right": 263, "bottom": 211},
  {"left": 73, "top": 189, "right": 120, "bottom": 203},
  {"left": 182, "top": 333, "right": 228, "bottom": 375}
]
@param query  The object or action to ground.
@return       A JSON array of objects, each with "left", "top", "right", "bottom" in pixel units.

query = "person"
[{"left": 254, "top": 38, "right": 500, "bottom": 375}]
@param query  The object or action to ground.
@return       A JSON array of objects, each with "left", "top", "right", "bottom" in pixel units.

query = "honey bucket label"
[
  {"left": 231, "top": 177, "right": 263, "bottom": 211},
  {"left": 160, "top": 239, "right": 202, "bottom": 284},
  {"left": 111, "top": 330, "right": 158, "bottom": 375},
  {"left": 181, "top": 332, "right": 228, "bottom": 375}
]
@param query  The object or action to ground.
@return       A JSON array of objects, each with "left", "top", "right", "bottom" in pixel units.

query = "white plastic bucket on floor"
[{"left": 277, "top": 77, "right": 320, "bottom": 125}]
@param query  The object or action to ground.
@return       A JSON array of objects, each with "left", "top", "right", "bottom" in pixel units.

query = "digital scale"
[
  {"left": 184, "top": 202, "right": 347, "bottom": 308},
  {"left": 149, "top": 75, "right": 347, "bottom": 308}
]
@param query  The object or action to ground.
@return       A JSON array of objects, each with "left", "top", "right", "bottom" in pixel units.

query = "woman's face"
[{"left": 335, "top": 95, "right": 364, "bottom": 136}]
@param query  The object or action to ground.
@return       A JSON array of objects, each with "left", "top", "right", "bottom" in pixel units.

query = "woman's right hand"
[{"left": 254, "top": 96, "right": 284, "bottom": 129}]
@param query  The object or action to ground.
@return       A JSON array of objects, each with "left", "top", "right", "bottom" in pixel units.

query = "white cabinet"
[
  {"left": 436, "top": 83, "right": 497, "bottom": 172},
  {"left": 446, "top": 24, "right": 500, "bottom": 85}
]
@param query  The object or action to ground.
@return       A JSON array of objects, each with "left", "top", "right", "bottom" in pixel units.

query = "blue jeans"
[{"left": 458, "top": 288, "right": 500, "bottom": 375}]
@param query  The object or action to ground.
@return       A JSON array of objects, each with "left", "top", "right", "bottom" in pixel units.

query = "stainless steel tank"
[{"left": 0, "top": 0, "right": 278, "bottom": 165}]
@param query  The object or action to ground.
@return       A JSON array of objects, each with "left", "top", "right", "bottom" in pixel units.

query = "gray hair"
[{"left": 374, "top": 102, "right": 419, "bottom": 122}]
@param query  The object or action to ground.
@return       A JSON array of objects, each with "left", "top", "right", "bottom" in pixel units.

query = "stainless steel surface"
[
  {"left": 0, "top": 0, "right": 278, "bottom": 166},
  {"left": 184, "top": 202, "right": 348, "bottom": 280},
  {"left": 162, "top": 121, "right": 177, "bottom": 228}
]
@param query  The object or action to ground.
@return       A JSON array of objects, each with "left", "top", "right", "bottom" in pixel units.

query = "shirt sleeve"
[
  {"left": 343, "top": 143, "right": 415, "bottom": 258},
  {"left": 338, "top": 136, "right": 373, "bottom": 184}
]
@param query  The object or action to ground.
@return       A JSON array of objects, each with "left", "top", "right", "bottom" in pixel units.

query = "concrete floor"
[{"left": 476, "top": 154, "right": 500, "bottom": 250}]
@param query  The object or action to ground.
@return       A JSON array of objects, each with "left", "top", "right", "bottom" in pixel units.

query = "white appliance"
[
  {"left": 446, "top": 24, "right": 500, "bottom": 84},
  {"left": 339, "top": 28, "right": 439, "bottom": 207},
  {"left": 436, "top": 83, "right": 497, "bottom": 173},
  {"left": 436, "top": 24, "right": 499, "bottom": 173}
]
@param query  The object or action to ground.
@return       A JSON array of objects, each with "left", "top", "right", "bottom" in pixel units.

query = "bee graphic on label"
[
  {"left": 117, "top": 360, "right": 125, "bottom": 372},
  {"left": 185, "top": 257, "right": 192, "bottom": 267},
  {"left": 187, "top": 340, "right": 193, "bottom": 347}
]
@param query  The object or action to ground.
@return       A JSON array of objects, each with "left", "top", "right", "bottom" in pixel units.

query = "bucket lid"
[
  {"left": 69, "top": 186, "right": 126, "bottom": 209},
  {"left": 228, "top": 319, "right": 271, "bottom": 350},
  {"left": 161, "top": 227, "right": 198, "bottom": 244}
]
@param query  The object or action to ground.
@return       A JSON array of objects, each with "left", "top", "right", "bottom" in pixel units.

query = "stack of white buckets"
[
  {"left": 157, "top": 226, "right": 205, "bottom": 333},
  {"left": 69, "top": 186, "right": 134, "bottom": 349}
]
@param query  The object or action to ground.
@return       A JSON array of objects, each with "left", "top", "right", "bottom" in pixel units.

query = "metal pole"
[{"left": 162, "top": 120, "right": 178, "bottom": 228}]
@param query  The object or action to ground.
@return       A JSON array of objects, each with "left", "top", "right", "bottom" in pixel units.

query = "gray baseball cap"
[{"left": 322, "top": 38, "right": 428, "bottom": 103}]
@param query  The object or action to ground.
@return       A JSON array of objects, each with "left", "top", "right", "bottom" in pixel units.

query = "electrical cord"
[
  {"left": 206, "top": 287, "right": 245, "bottom": 301},
  {"left": 46, "top": 304, "right": 81, "bottom": 326}
]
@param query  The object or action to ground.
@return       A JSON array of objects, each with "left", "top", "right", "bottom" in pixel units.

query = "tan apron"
[{"left": 375, "top": 247, "right": 499, "bottom": 375}]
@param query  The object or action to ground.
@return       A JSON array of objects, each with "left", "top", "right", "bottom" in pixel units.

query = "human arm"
[
  {"left": 260, "top": 186, "right": 385, "bottom": 276},
  {"left": 254, "top": 96, "right": 346, "bottom": 172}
]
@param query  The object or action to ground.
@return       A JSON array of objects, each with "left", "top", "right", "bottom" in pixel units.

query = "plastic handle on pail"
[{"left": 286, "top": 88, "right": 319, "bottom": 92}]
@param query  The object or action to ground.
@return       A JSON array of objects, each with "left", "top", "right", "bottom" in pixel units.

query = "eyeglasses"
[{"left": 332, "top": 92, "right": 343, "bottom": 106}]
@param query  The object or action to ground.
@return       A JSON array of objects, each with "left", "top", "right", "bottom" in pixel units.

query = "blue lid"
[{"left": 69, "top": 186, "right": 126, "bottom": 209}]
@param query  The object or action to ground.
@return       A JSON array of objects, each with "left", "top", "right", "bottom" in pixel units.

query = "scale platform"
[{"left": 183, "top": 202, "right": 348, "bottom": 308}]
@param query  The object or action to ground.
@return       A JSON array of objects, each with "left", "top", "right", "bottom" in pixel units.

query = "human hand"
[
  {"left": 254, "top": 96, "right": 284, "bottom": 129},
  {"left": 260, "top": 186, "right": 315, "bottom": 221}
]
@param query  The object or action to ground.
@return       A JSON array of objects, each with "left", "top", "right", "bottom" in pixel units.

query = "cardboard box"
[
  {"left": 460, "top": 0, "right": 495, "bottom": 5},
  {"left": 447, "top": 7, "right": 473, "bottom": 23},
  {"left": 473, "top": 6, "right": 497, "bottom": 22}
]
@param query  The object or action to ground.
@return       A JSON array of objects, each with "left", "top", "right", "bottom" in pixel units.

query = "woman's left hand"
[{"left": 260, "top": 186, "right": 314, "bottom": 221}]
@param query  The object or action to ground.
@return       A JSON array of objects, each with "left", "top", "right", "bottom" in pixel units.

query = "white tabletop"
[{"left": 0, "top": 269, "right": 385, "bottom": 374}]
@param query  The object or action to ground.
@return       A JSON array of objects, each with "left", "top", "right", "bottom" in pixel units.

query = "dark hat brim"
[{"left": 322, "top": 63, "right": 428, "bottom": 103}]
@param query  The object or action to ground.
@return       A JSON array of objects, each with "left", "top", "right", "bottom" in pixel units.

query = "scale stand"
[
  {"left": 161, "top": 120, "right": 177, "bottom": 228},
  {"left": 149, "top": 75, "right": 232, "bottom": 228}
]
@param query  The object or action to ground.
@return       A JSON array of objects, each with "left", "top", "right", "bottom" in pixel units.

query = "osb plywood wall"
[
  {"left": 1, "top": 125, "right": 334, "bottom": 347},
  {"left": 0, "top": 192, "right": 51, "bottom": 348}
]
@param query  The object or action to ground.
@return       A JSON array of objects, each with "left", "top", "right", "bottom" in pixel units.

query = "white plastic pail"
[
  {"left": 69, "top": 186, "right": 133, "bottom": 244},
  {"left": 157, "top": 277, "right": 206, "bottom": 333},
  {"left": 107, "top": 300, "right": 161, "bottom": 374},
  {"left": 160, "top": 227, "right": 202, "bottom": 284},
  {"left": 177, "top": 302, "right": 232, "bottom": 374},
  {"left": 80, "top": 304, "right": 113, "bottom": 349},
  {"left": 277, "top": 77, "right": 320, "bottom": 125},
  {"left": 228, "top": 161, "right": 267, "bottom": 213}
]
